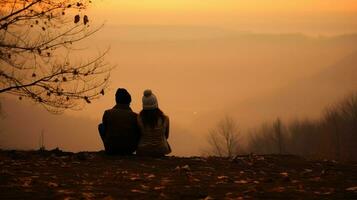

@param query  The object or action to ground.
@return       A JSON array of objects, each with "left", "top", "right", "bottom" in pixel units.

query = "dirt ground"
[{"left": 0, "top": 149, "right": 357, "bottom": 200}]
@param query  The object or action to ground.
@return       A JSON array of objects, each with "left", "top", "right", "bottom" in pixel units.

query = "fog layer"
[{"left": 1, "top": 27, "right": 357, "bottom": 155}]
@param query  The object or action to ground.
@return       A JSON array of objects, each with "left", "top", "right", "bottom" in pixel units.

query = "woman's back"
[
  {"left": 136, "top": 89, "right": 171, "bottom": 156},
  {"left": 136, "top": 115, "right": 171, "bottom": 156}
]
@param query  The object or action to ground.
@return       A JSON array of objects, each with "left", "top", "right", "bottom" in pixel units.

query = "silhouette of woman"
[{"left": 136, "top": 89, "right": 171, "bottom": 156}]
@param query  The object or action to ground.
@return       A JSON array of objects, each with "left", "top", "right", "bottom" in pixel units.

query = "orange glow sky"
[
  {"left": 96, "top": 0, "right": 357, "bottom": 12},
  {"left": 89, "top": 0, "right": 357, "bottom": 34}
]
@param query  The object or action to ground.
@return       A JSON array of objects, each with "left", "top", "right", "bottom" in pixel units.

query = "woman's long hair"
[{"left": 140, "top": 108, "right": 165, "bottom": 128}]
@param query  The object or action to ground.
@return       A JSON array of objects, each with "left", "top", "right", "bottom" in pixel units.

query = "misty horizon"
[
  {"left": 1, "top": 0, "right": 357, "bottom": 156},
  {"left": 1, "top": 29, "right": 357, "bottom": 156}
]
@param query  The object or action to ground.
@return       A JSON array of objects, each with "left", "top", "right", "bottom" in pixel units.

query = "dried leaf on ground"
[
  {"left": 154, "top": 186, "right": 165, "bottom": 190},
  {"left": 140, "top": 184, "right": 149, "bottom": 190},
  {"left": 280, "top": 172, "right": 289, "bottom": 177},
  {"left": 181, "top": 165, "right": 191, "bottom": 171},
  {"left": 346, "top": 186, "right": 357, "bottom": 191},
  {"left": 217, "top": 176, "right": 229, "bottom": 180},
  {"left": 131, "top": 189, "right": 146, "bottom": 194},
  {"left": 203, "top": 196, "right": 214, "bottom": 200},
  {"left": 271, "top": 186, "right": 285, "bottom": 192},
  {"left": 234, "top": 180, "right": 248, "bottom": 184},
  {"left": 82, "top": 192, "right": 95, "bottom": 199},
  {"left": 48, "top": 182, "right": 59, "bottom": 187},
  {"left": 147, "top": 174, "right": 156, "bottom": 179}
]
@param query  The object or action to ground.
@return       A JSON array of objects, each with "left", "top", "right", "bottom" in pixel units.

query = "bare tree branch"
[
  {"left": 0, "top": 0, "right": 112, "bottom": 113},
  {"left": 205, "top": 116, "right": 240, "bottom": 157}
]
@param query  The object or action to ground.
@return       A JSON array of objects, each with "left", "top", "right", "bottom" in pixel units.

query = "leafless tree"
[
  {"left": 248, "top": 123, "right": 276, "bottom": 154},
  {"left": 273, "top": 117, "right": 283, "bottom": 154},
  {"left": 247, "top": 118, "right": 285, "bottom": 155},
  {"left": 246, "top": 92, "right": 357, "bottom": 161},
  {"left": 338, "top": 93, "right": 357, "bottom": 127},
  {"left": 323, "top": 106, "right": 341, "bottom": 160},
  {"left": 0, "top": 0, "right": 112, "bottom": 113},
  {"left": 206, "top": 116, "right": 240, "bottom": 157},
  {"left": 286, "top": 118, "right": 320, "bottom": 157},
  {"left": 322, "top": 92, "right": 357, "bottom": 160}
]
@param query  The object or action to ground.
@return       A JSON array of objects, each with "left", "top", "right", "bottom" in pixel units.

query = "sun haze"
[{"left": 1, "top": 0, "right": 357, "bottom": 156}]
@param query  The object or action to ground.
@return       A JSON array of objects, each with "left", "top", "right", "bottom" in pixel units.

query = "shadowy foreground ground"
[{"left": 0, "top": 150, "right": 357, "bottom": 199}]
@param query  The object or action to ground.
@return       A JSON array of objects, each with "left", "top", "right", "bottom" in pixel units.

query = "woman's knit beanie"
[{"left": 142, "top": 89, "right": 158, "bottom": 110}]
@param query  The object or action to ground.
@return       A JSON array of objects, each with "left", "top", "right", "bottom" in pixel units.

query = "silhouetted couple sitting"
[{"left": 98, "top": 88, "right": 171, "bottom": 157}]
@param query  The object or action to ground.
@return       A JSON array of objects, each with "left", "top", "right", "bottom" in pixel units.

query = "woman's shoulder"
[
  {"left": 158, "top": 113, "right": 168, "bottom": 120},
  {"left": 163, "top": 114, "right": 169, "bottom": 123}
]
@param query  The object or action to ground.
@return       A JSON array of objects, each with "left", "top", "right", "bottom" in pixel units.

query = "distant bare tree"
[
  {"left": 323, "top": 107, "right": 341, "bottom": 160},
  {"left": 338, "top": 93, "right": 357, "bottom": 160},
  {"left": 273, "top": 118, "right": 284, "bottom": 154},
  {"left": 248, "top": 122, "right": 278, "bottom": 154},
  {"left": 287, "top": 119, "right": 320, "bottom": 157},
  {"left": 247, "top": 118, "right": 285, "bottom": 155},
  {"left": 322, "top": 92, "right": 357, "bottom": 160},
  {"left": 0, "top": 0, "right": 112, "bottom": 113},
  {"left": 206, "top": 116, "right": 240, "bottom": 157},
  {"left": 246, "top": 92, "right": 357, "bottom": 161},
  {"left": 338, "top": 93, "right": 357, "bottom": 127}
]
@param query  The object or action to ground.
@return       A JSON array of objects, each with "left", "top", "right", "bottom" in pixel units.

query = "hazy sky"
[
  {"left": 1, "top": 0, "right": 357, "bottom": 155},
  {"left": 89, "top": 0, "right": 357, "bottom": 35}
]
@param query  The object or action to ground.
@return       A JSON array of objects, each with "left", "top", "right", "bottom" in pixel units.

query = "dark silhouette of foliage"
[
  {"left": 273, "top": 118, "right": 284, "bottom": 154},
  {"left": 0, "top": 0, "right": 111, "bottom": 113},
  {"left": 247, "top": 92, "right": 357, "bottom": 161},
  {"left": 248, "top": 120, "right": 286, "bottom": 155}
]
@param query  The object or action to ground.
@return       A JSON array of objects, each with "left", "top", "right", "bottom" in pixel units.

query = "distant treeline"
[{"left": 246, "top": 92, "right": 357, "bottom": 161}]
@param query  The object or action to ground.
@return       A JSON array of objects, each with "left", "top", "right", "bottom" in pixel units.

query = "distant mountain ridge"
[{"left": 100, "top": 25, "right": 357, "bottom": 41}]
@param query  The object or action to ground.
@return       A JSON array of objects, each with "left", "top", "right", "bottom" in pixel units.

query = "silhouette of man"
[{"left": 98, "top": 88, "right": 140, "bottom": 155}]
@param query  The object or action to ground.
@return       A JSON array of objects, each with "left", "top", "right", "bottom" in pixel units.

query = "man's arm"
[{"left": 98, "top": 111, "right": 108, "bottom": 139}]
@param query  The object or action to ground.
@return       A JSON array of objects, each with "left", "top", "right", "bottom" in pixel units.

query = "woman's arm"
[{"left": 165, "top": 116, "right": 170, "bottom": 139}]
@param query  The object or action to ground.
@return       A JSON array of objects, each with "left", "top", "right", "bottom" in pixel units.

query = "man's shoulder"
[
  {"left": 105, "top": 107, "right": 138, "bottom": 116},
  {"left": 104, "top": 108, "right": 114, "bottom": 115},
  {"left": 103, "top": 108, "right": 118, "bottom": 117}
]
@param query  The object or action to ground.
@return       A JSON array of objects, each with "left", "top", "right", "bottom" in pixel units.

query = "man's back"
[{"left": 102, "top": 104, "right": 140, "bottom": 155}]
